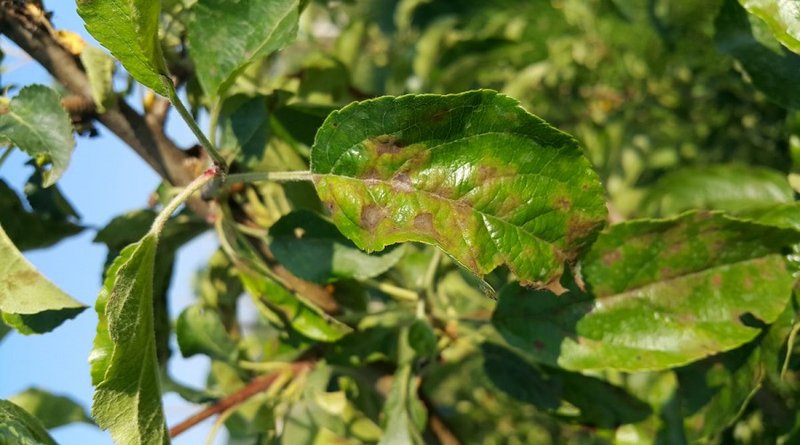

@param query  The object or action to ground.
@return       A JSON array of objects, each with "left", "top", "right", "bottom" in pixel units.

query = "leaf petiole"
[
  {"left": 150, "top": 167, "right": 218, "bottom": 237},
  {"left": 225, "top": 170, "right": 314, "bottom": 184}
]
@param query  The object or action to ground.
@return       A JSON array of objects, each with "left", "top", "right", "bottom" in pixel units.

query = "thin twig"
[{"left": 169, "top": 361, "right": 313, "bottom": 438}]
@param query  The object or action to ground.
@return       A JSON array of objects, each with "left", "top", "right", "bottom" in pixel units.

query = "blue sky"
[{"left": 1, "top": 3, "right": 226, "bottom": 444}]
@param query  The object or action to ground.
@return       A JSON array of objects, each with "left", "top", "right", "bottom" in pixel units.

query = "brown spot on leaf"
[
  {"left": 478, "top": 165, "right": 497, "bottom": 182},
  {"left": 554, "top": 196, "right": 571, "bottom": 211},
  {"left": 602, "top": 250, "right": 622, "bottom": 266},
  {"left": 430, "top": 109, "right": 449, "bottom": 123},
  {"left": 323, "top": 201, "right": 335, "bottom": 214},
  {"left": 743, "top": 276, "right": 753, "bottom": 289},
  {"left": 711, "top": 274, "right": 723, "bottom": 288},
  {"left": 413, "top": 212, "right": 435, "bottom": 233},
  {"left": 361, "top": 204, "right": 385, "bottom": 231},
  {"left": 566, "top": 217, "right": 604, "bottom": 247},
  {"left": 533, "top": 340, "right": 545, "bottom": 351},
  {"left": 391, "top": 173, "right": 413, "bottom": 192},
  {"left": 660, "top": 267, "right": 672, "bottom": 278},
  {"left": 374, "top": 135, "right": 404, "bottom": 155}
]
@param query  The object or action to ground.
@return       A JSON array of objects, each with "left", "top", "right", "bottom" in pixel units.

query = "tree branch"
[
  {"left": 0, "top": 1, "right": 209, "bottom": 214},
  {"left": 168, "top": 361, "right": 313, "bottom": 438}
]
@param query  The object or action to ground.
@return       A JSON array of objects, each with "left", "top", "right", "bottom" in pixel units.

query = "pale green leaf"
[
  {"left": 188, "top": 0, "right": 300, "bottom": 97},
  {"left": 0, "top": 225, "right": 85, "bottom": 335},
  {"left": 8, "top": 388, "right": 93, "bottom": 430},
  {"left": 0, "top": 399, "right": 57, "bottom": 445},
  {"left": 378, "top": 365, "right": 426, "bottom": 445},
  {"left": 89, "top": 235, "right": 170, "bottom": 445},
  {"left": 493, "top": 212, "right": 800, "bottom": 371},
  {"left": 176, "top": 304, "right": 238, "bottom": 362},
  {"left": 80, "top": 45, "right": 116, "bottom": 113},
  {"left": 239, "top": 272, "right": 351, "bottom": 342},
  {"left": 739, "top": 0, "right": 800, "bottom": 54},
  {"left": 311, "top": 90, "right": 607, "bottom": 290},
  {"left": 0, "top": 85, "right": 75, "bottom": 187},
  {"left": 77, "top": 0, "right": 169, "bottom": 95}
]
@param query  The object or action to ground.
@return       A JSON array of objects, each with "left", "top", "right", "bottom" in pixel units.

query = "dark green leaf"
[
  {"left": 311, "top": 90, "right": 606, "bottom": 290},
  {"left": 481, "top": 343, "right": 562, "bottom": 411},
  {"left": 270, "top": 210, "right": 405, "bottom": 283},
  {"left": 239, "top": 271, "right": 351, "bottom": 342},
  {"left": 77, "top": 0, "right": 169, "bottom": 95},
  {"left": 407, "top": 319, "right": 437, "bottom": 358},
  {"left": 188, "top": 0, "right": 300, "bottom": 96},
  {"left": 716, "top": 0, "right": 800, "bottom": 109},
  {"left": 0, "top": 85, "right": 75, "bottom": 186},
  {"left": 0, "top": 225, "right": 86, "bottom": 335},
  {"left": 640, "top": 164, "right": 793, "bottom": 217},
  {"left": 378, "top": 365, "right": 426, "bottom": 445},
  {"left": 0, "top": 179, "right": 82, "bottom": 252},
  {"left": 494, "top": 212, "right": 799, "bottom": 371},
  {"left": 89, "top": 235, "right": 170, "bottom": 445},
  {"left": 8, "top": 388, "right": 93, "bottom": 429},
  {"left": 738, "top": 0, "right": 800, "bottom": 54},
  {"left": 176, "top": 304, "right": 238, "bottom": 362},
  {"left": 0, "top": 399, "right": 57, "bottom": 445}
]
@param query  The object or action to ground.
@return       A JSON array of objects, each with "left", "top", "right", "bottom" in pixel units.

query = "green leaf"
[
  {"left": 0, "top": 225, "right": 86, "bottom": 335},
  {"left": 89, "top": 235, "right": 170, "bottom": 445},
  {"left": 716, "top": 0, "right": 800, "bottom": 109},
  {"left": 0, "top": 399, "right": 57, "bottom": 445},
  {"left": 311, "top": 90, "right": 606, "bottom": 290},
  {"left": 640, "top": 164, "right": 794, "bottom": 217},
  {"left": 77, "top": 0, "right": 169, "bottom": 95},
  {"left": 493, "top": 212, "right": 800, "bottom": 372},
  {"left": 269, "top": 210, "right": 406, "bottom": 283},
  {"left": 79, "top": 45, "right": 116, "bottom": 113},
  {"left": 176, "top": 304, "right": 238, "bottom": 362},
  {"left": 0, "top": 85, "right": 75, "bottom": 187},
  {"left": 8, "top": 388, "right": 93, "bottom": 430},
  {"left": 239, "top": 271, "right": 351, "bottom": 342},
  {"left": 739, "top": 0, "right": 800, "bottom": 54},
  {"left": 378, "top": 365, "right": 426, "bottom": 445},
  {"left": 188, "top": 0, "right": 300, "bottom": 97},
  {"left": 0, "top": 179, "right": 82, "bottom": 251}
]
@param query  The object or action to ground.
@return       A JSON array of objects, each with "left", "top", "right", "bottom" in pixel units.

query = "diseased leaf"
[
  {"left": 311, "top": 90, "right": 606, "bottom": 290},
  {"left": 378, "top": 365, "right": 426, "bottom": 445},
  {"left": 0, "top": 85, "right": 75, "bottom": 187},
  {"left": 640, "top": 164, "right": 793, "bottom": 217},
  {"left": 8, "top": 388, "right": 93, "bottom": 430},
  {"left": 739, "top": 0, "right": 800, "bottom": 54},
  {"left": 89, "top": 235, "right": 170, "bottom": 445},
  {"left": 77, "top": 0, "right": 169, "bottom": 95},
  {"left": 239, "top": 271, "right": 351, "bottom": 342},
  {"left": 176, "top": 304, "right": 238, "bottom": 362},
  {"left": 0, "top": 179, "right": 82, "bottom": 251},
  {"left": 0, "top": 225, "right": 86, "bottom": 335},
  {"left": 188, "top": 0, "right": 300, "bottom": 96},
  {"left": 493, "top": 212, "right": 800, "bottom": 372},
  {"left": 80, "top": 45, "right": 116, "bottom": 113},
  {"left": 716, "top": 0, "right": 800, "bottom": 109},
  {"left": 0, "top": 399, "right": 57, "bottom": 445},
  {"left": 270, "top": 210, "right": 405, "bottom": 283}
]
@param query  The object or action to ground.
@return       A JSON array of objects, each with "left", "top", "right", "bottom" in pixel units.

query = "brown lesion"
[
  {"left": 391, "top": 172, "right": 413, "bottom": 193},
  {"left": 413, "top": 212, "right": 435, "bottom": 234},
  {"left": 373, "top": 135, "right": 404, "bottom": 155},
  {"left": 360, "top": 204, "right": 386, "bottom": 232}
]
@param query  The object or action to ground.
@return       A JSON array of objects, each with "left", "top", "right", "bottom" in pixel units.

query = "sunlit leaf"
[
  {"left": 8, "top": 388, "right": 93, "bottom": 430},
  {"left": 311, "top": 90, "right": 606, "bottom": 290},
  {"left": 239, "top": 271, "right": 351, "bottom": 342},
  {"left": 0, "top": 85, "right": 75, "bottom": 187},
  {"left": 80, "top": 45, "right": 116, "bottom": 113},
  {"left": 270, "top": 210, "right": 405, "bottom": 283},
  {"left": 188, "top": 0, "right": 300, "bottom": 97},
  {"left": 0, "top": 225, "right": 85, "bottom": 335},
  {"left": 77, "top": 0, "right": 169, "bottom": 95},
  {"left": 739, "top": 0, "right": 800, "bottom": 54},
  {"left": 89, "top": 235, "right": 170, "bottom": 445},
  {"left": 0, "top": 399, "right": 57, "bottom": 445},
  {"left": 493, "top": 212, "right": 800, "bottom": 371},
  {"left": 640, "top": 164, "right": 793, "bottom": 217}
]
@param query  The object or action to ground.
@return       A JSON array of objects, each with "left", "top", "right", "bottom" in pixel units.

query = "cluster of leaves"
[{"left": 3, "top": 0, "right": 800, "bottom": 444}]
